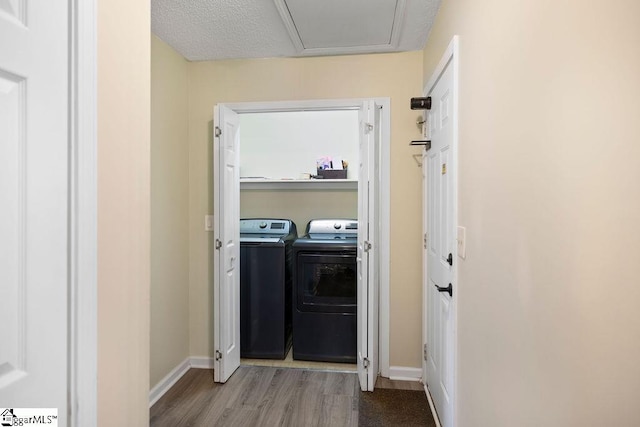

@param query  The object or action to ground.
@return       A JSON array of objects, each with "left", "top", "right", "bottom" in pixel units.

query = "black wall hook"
[
  {"left": 410, "top": 140, "right": 431, "bottom": 150},
  {"left": 410, "top": 97, "right": 431, "bottom": 110}
]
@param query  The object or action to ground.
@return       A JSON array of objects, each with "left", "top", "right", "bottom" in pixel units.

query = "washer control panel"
[{"left": 240, "top": 219, "right": 293, "bottom": 235}]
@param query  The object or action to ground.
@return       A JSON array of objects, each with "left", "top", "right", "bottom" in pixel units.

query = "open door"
[
  {"left": 0, "top": 2, "right": 70, "bottom": 419},
  {"left": 424, "top": 55, "right": 457, "bottom": 426},
  {"left": 213, "top": 105, "right": 241, "bottom": 383},
  {"left": 357, "top": 100, "right": 380, "bottom": 391}
]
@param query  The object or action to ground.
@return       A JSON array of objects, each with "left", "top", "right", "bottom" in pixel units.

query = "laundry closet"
[{"left": 238, "top": 109, "right": 359, "bottom": 369}]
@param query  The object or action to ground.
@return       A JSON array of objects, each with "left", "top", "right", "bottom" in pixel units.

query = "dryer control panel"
[{"left": 306, "top": 219, "right": 358, "bottom": 235}]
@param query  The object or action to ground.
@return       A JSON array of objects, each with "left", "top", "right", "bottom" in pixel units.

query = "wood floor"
[
  {"left": 150, "top": 366, "right": 423, "bottom": 426},
  {"left": 241, "top": 348, "right": 357, "bottom": 372}
]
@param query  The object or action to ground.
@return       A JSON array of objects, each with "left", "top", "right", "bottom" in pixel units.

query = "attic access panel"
[{"left": 274, "top": 0, "right": 406, "bottom": 56}]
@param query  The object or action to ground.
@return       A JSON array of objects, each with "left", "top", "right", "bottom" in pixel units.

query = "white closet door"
[
  {"left": 357, "top": 100, "right": 379, "bottom": 392},
  {"left": 213, "top": 105, "right": 241, "bottom": 383}
]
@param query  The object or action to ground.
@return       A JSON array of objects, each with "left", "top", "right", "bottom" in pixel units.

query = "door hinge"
[
  {"left": 364, "top": 241, "right": 372, "bottom": 252},
  {"left": 364, "top": 122, "right": 373, "bottom": 134},
  {"left": 363, "top": 357, "right": 370, "bottom": 369},
  {"left": 423, "top": 233, "right": 428, "bottom": 249},
  {"left": 215, "top": 350, "right": 222, "bottom": 361},
  {"left": 215, "top": 239, "right": 222, "bottom": 250},
  {"left": 215, "top": 126, "right": 222, "bottom": 137},
  {"left": 423, "top": 344, "right": 428, "bottom": 361}
]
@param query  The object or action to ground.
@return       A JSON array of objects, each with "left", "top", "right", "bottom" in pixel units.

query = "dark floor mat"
[{"left": 359, "top": 388, "right": 436, "bottom": 426}]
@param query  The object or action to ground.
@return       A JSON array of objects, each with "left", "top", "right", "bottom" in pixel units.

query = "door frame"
[
  {"left": 69, "top": 0, "right": 98, "bottom": 425},
  {"left": 422, "top": 35, "right": 459, "bottom": 427},
  {"left": 216, "top": 98, "right": 391, "bottom": 377}
]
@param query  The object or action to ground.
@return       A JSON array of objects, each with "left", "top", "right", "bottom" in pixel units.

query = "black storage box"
[{"left": 317, "top": 169, "right": 347, "bottom": 179}]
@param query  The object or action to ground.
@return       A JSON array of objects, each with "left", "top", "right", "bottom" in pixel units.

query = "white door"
[
  {"left": 0, "top": 1, "right": 69, "bottom": 422},
  {"left": 357, "top": 100, "right": 379, "bottom": 392},
  {"left": 424, "top": 59, "right": 456, "bottom": 426},
  {"left": 213, "top": 105, "right": 241, "bottom": 383}
]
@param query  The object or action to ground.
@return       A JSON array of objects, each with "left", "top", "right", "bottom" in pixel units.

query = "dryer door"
[{"left": 295, "top": 252, "right": 357, "bottom": 313}]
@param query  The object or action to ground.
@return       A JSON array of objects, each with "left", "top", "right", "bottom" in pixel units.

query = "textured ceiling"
[{"left": 151, "top": 0, "right": 441, "bottom": 61}]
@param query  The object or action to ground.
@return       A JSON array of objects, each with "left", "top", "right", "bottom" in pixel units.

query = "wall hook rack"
[
  {"left": 410, "top": 140, "right": 430, "bottom": 168},
  {"left": 410, "top": 140, "right": 431, "bottom": 149}
]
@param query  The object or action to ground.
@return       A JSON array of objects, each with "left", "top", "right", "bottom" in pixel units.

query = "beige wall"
[
  {"left": 188, "top": 52, "right": 424, "bottom": 367},
  {"left": 241, "top": 189, "right": 357, "bottom": 234},
  {"left": 98, "top": 0, "right": 150, "bottom": 425},
  {"left": 423, "top": 0, "right": 640, "bottom": 425},
  {"left": 150, "top": 35, "right": 190, "bottom": 388}
]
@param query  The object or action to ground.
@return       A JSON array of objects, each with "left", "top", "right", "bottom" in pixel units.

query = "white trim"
[
  {"left": 224, "top": 98, "right": 376, "bottom": 113},
  {"left": 422, "top": 35, "right": 460, "bottom": 427},
  {"left": 425, "top": 36, "right": 460, "bottom": 97},
  {"left": 451, "top": 37, "right": 460, "bottom": 427},
  {"left": 378, "top": 97, "right": 391, "bottom": 378},
  {"left": 424, "top": 384, "right": 443, "bottom": 427},
  {"left": 272, "top": 0, "right": 304, "bottom": 52},
  {"left": 149, "top": 357, "right": 217, "bottom": 407},
  {"left": 190, "top": 356, "right": 216, "bottom": 369},
  {"left": 149, "top": 358, "right": 191, "bottom": 407},
  {"left": 219, "top": 98, "right": 390, "bottom": 378},
  {"left": 388, "top": 366, "right": 422, "bottom": 382},
  {"left": 421, "top": 85, "right": 429, "bottom": 394},
  {"left": 68, "top": 0, "right": 97, "bottom": 426}
]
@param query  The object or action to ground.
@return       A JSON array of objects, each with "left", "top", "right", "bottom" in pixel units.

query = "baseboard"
[
  {"left": 149, "top": 356, "right": 217, "bottom": 407},
  {"left": 388, "top": 366, "right": 422, "bottom": 382},
  {"left": 424, "top": 383, "right": 442, "bottom": 427},
  {"left": 149, "top": 358, "right": 191, "bottom": 407},
  {"left": 190, "top": 356, "right": 215, "bottom": 369}
]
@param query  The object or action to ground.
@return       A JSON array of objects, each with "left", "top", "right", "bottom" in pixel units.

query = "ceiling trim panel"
[{"left": 273, "top": 0, "right": 407, "bottom": 57}]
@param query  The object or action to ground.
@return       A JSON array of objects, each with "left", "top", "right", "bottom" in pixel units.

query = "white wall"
[
  {"left": 239, "top": 110, "right": 359, "bottom": 180},
  {"left": 187, "top": 52, "right": 424, "bottom": 367},
  {"left": 98, "top": 0, "right": 150, "bottom": 424},
  {"left": 423, "top": 0, "right": 640, "bottom": 425},
  {"left": 240, "top": 189, "right": 357, "bottom": 235},
  {"left": 150, "top": 34, "right": 190, "bottom": 389}
]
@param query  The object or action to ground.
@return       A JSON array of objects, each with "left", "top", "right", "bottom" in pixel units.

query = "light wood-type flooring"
[
  {"left": 241, "top": 348, "right": 357, "bottom": 372},
  {"left": 150, "top": 366, "right": 423, "bottom": 426}
]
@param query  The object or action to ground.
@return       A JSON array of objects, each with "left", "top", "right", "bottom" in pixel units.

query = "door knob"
[{"left": 435, "top": 283, "right": 452, "bottom": 297}]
